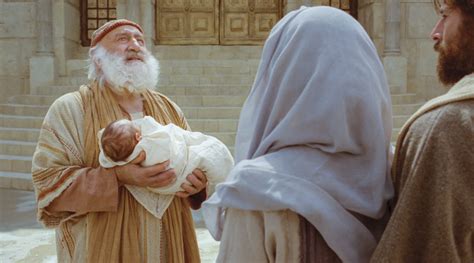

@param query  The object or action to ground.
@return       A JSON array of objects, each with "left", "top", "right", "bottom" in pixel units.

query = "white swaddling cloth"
[{"left": 98, "top": 116, "right": 234, "bottom": 218}]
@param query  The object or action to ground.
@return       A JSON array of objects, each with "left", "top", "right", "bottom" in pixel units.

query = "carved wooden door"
[
  {"left": 156, "top": 0, "right": 220, "bottom": 44},
  {"left": 220, "top": 0, "right": 282, "bottom": 45}
]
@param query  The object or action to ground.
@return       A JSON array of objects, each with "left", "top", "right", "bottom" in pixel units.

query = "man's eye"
[{"left": 118, "top": 37, "right": 127, "bottom": 41}]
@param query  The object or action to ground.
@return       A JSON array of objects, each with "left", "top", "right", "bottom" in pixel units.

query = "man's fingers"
[
  {"left": 192, "top": 169, "right": 205, "bottom": 180},
  {"left": 181, "top": 183, "right": 198, "bottom": 194},
  {"left": 130, "top": 151, "right": 146, "bottom": 164},
  {"left": 186, "top": 174, "right": 203, "bottom": 188},
  {"left": 148, "top": 170, "right": 176, "bottom": 187},
  {"left": 144, "top": 160, "right": 170, "bottom": 176}
]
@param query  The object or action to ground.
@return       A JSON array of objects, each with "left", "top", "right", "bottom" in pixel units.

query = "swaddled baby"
[{"left": 98, "top": 116, "right": 234, "bottom": 218}]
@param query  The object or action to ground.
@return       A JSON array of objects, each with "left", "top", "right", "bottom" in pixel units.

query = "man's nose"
[
  {"left": 128, "top": 39, "right": 141, "bottom": 51},
  {"left": 430, "top": 19, "right": 443, "bottom": 42}
]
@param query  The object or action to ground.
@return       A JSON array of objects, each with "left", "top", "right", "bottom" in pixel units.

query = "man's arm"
[
  {"left": 371, "top": 103, "right": 474, "bottom": 262},
  {"left": 46, "top": 166, "right": 119, "bottom": 213},
  {"left": 47, "top": 152, "right": 176, "bottom": 214}
]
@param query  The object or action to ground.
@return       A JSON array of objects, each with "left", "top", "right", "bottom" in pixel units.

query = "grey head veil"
[{"left": 202, "top": 6, "right": 393, "bottom": 263}]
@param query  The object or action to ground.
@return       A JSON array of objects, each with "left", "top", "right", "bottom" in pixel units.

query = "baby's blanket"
[{"left": 99, "top": 116, "right": 234, "bottom": 218}]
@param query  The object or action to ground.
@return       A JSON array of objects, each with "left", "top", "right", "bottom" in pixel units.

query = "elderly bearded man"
[
  {"left": 32, "top": 20, "right": 206, "bottom": 262},
  {"left": 371, "top": 0, "right": 474, "bottom": 262}
]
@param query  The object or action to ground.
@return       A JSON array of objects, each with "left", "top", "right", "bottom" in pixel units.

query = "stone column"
[
  {"left": 126, "top": 0, "right": 140, "bottom": 22},
  {"left": 382, "top": 0, "right": 407, "bottom": 93},
  {"left": 140, "top": 0, "right": 156, "bottom": 50},
  {"left": 384, "top": 0, "right": 401, "bottom": 56},
  {"left": 30, "top": 0, "right": 56, "bottom": 95}
]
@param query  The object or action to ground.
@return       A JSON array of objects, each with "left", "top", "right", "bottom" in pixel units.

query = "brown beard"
[{"left": 434, "top": 20, "right": 474, "bottom": 86}]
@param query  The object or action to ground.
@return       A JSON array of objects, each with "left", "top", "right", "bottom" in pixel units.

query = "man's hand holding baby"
[
  {"left": 114, "top": 151, "right": 176, "bottom": 188},
  {"left": 175, "top": 169, "right": 208, "bottom": 198}
]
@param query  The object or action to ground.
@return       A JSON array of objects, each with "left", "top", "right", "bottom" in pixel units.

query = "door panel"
[
  {"left": 157, "top": 0, "right": 219, "bottom": 44},
  {"left": 155, "top": 0, "right": 282, "bottom": 45}
]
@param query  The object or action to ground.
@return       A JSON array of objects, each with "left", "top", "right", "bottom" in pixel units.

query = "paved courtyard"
[{"left": 0, "top": 188, "right": 219, "bottom": 263}]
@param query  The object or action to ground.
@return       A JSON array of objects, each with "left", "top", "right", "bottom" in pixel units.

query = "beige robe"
[
  {"left": 371, "top": 74, "right": 474, "bottom": 262},
  {"left": 217, "top": 208, "right": 342, "bottom": 263},
  {"left": 32, "top": 84, "right": 201, "bottom": 262}
]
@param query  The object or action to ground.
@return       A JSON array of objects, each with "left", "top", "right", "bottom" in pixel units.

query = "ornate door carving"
[
  {"left": 155, "top": 0, "right": 282, "bottom": 45},
  {"left": 156, "top": 0, "right": 219, "bottom": 44},
  {"left": 220, "top": 0, "right": 282, "bottom": 45}
]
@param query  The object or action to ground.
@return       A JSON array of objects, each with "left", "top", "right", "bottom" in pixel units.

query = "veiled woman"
[{"left": 203, "top": 6, "right": 394, "bottom": 263}]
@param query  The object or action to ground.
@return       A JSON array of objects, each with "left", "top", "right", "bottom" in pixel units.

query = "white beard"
[{"left": 93, "top": 46, "right": 160, "bottom": 93}]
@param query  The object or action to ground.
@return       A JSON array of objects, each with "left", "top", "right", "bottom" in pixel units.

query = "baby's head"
[{"left": 101, "top": 119, "right": 141, "bottom": 162}]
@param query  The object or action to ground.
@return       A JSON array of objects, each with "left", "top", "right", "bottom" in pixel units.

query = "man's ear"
[{"left": 94, "top": 57, "right": 102, "bottom": 71}]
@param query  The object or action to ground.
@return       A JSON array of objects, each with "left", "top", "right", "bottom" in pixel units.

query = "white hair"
[{"left": 87, "top": 45, "right": 160, "bottom": 93}]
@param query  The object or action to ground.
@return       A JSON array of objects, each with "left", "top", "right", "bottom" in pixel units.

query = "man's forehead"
[{"left": 108, "top": 25, "right": 143, "bottom": 37}]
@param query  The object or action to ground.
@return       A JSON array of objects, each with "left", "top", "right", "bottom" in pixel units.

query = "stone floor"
[{"left": 0, "top": 188, "right": 219, "bottom": 263}]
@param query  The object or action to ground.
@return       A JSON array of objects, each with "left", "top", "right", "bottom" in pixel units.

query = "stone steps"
[
  {"left": 392, "top": 128, "right": 402, "bottom": 141},
  {"left": 207, "top": 132, "right": 236, "bottom": 146},
  {"left": 392, "top": 103, "right": 423, "bottom": 115},
  {"left": 391, "top": 93, "right": 418, "bottom": 105},
  {"left": 168, "top": 95, "right": 247, "bottom": 107},
  {"left": 0, "top": 114, "right": 44, "bottom": 129},
  {"left": 0, "top": 155, "right": 32, "bottom": 174},
  {"left": 0, "top": 140, "right": 37, "bottom": 156},
  {"left": 160, "top": 85, "right": 251, "bottom": 96},
  {"left": 0, "top": 104, "right": 49, "bottom": 117},
  {"left": 0, "top": 171, "right": 33, "bottom": 190},
  {"left": 56, "top": 75, "right": 256, "bottom": 86},
  {"left": 188, "top": 119, "right": 238, "bottom": 133},
  {"left": 161, "top": 74, "right": 255, "bottom": 86},
  {"left": 30, "top": 85, "right": 79, "bottom": 96},
  {"left": 4, "top": 93, "right": 422, "bottom": 118},
  {"left": 0, "top": 127, "right": 40, "bottom": 142},
  {"left": 182, "top": 107, "right": 242, "bottom": 119},
  {"left": 393, "top": 115, "right": 412, "bottom": 128},
  {"left": 30, "top": 84, "right": 252, "bottom": 97},
  {"left": 7, "top": 95, "right": 58, "bottom": 106},
  {"left": 3, "top": 98, "right": 422, "bottom": 131}
]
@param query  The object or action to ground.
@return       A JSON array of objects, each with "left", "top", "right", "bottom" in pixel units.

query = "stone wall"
[
  {"left": 400, "top": 0, "right": 444, "bottom": 100},
  {"left": 152, "top": 46, "right": 262, "bottom": 87},
  {"left": 0, "top": 0, "right": 82, "bottom": 99},
  {"left": 354, "top": 0, "right": 444, "bottom": 100},
  {"left": 359, "top": 0, "right": 385, "bottom": 56},
  {"left": 0, "top": 1, "right": 37, "bottom": 99},
  {"left": 54, "top": 0, "right": 81, "bottom": 76}
]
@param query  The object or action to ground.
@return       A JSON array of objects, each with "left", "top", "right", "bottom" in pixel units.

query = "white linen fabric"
[
  {"left": 202, "top": 6, "right": 393, "bottom": 263},
  {"left": 99, "top": 116, "right": 234, "bottom": 218}
]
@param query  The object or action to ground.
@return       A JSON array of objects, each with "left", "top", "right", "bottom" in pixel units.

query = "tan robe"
[
  {"left": 32, "top": 83, "right": 201, "bottom": 263},
  {"left": 217, "top": 209, "right": 342, "bottom": 263},
  {"left": 371, "top": 74, "right": 474, "bottom": 262}
]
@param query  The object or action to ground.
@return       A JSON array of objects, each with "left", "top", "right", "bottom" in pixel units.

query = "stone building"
[{"left": 0, "top": 0, "right": 442, "bottom": 189}]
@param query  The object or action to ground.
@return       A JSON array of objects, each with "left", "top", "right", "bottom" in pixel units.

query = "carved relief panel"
[
  {"left": 220, "top": 0, "right": 281, "bottom": 44},
  {"left": 155, "top": 0, "right": 282, "bottom": 45},
  {"left": 156, "top": 0, "right": 220, "bottom": 44}
]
